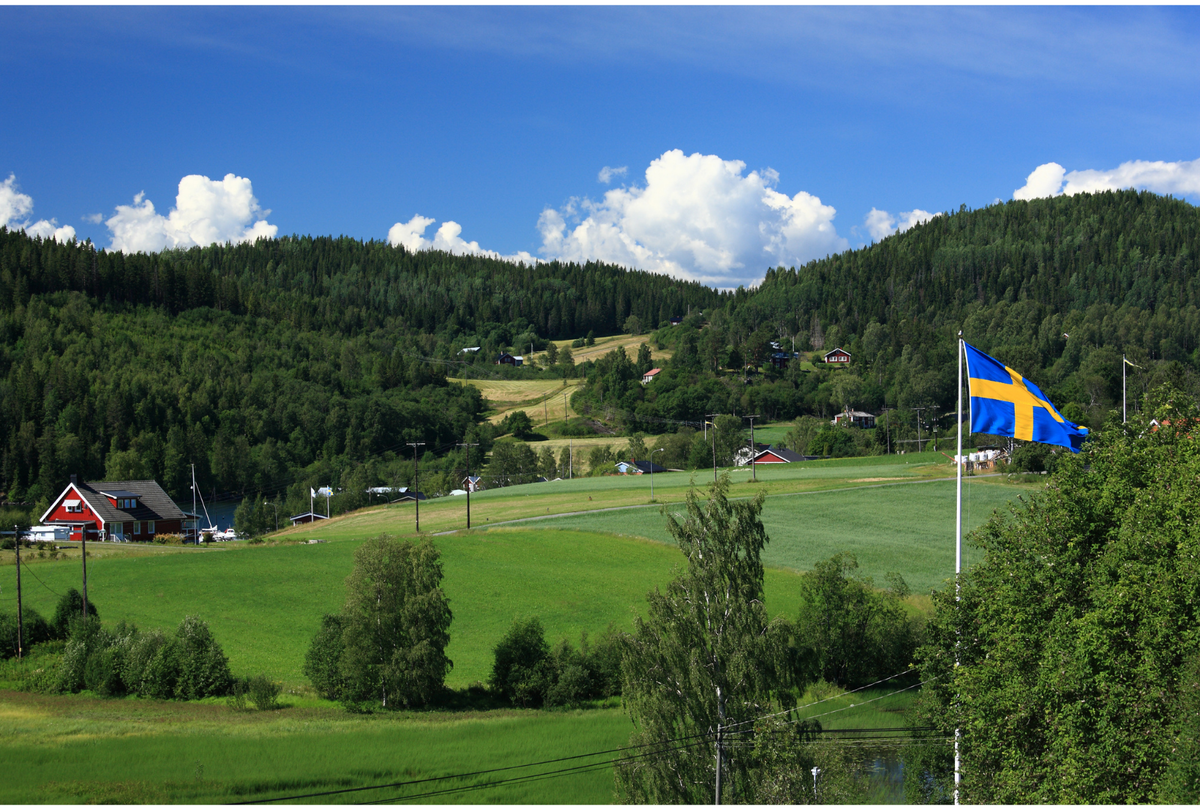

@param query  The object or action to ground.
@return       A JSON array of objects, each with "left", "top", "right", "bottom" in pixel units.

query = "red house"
[
  {"left": 753, "top": 447, "right": 807, "bottom": 464},
  {"left": 822, "top": 347, "right": 852, "bottom": 365},
  {"left": 41, "top": 477, "right": 191, "bottom": 543}
]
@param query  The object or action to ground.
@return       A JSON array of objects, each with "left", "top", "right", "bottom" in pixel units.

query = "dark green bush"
[
  {"left": 303, "top": 613, "right": 347, "bottom": 701},
  {"left": 173, "top": 615, "right": 232, "bottom": 700},
  {"left": 51, "top": 588, "right": 99, "bottom": 640},
  {"left": 0, "top": 607, "right": 54, "bottom": 659},
  {"left": 490, "top": 617, "right": 551, "bottom": 707}
]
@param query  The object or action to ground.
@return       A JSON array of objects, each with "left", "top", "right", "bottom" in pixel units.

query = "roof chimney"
[{"left": 70, "top": 474, "right": 78, "bottom": 486}]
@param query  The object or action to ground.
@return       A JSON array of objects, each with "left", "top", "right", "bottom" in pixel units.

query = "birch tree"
[{"left": 616, "top": 477, "right": 794, "bottom": 803}]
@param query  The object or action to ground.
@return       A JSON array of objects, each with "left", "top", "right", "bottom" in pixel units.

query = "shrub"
[
  {"left": 121, "top": 628, "right": 168, "bottom": 696},
  {"left": 0, "top": 607, "right": 54, "bottom": 659},
  {"left": 153, "top": 533, "right": 185, "bottom": 546},
  {"left": 490, "top": 617, "right": 551, "bottom": 707},
  {"left": 303, "top": 613, "right": 347, "bottom": 701},
  {"left": 228, "top": 674, "right": 282, "bottom": 711},
  {"left": 57, "top": 615, "right": 108, "bottom": 693},
  {"left": 51, "top": 588, "right": 99, "bottom": 639},
  {"left": 173, "top": 615, "right": 232, "bottom": 700}
]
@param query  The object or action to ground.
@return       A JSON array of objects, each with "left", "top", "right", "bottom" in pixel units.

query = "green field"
[
  {"left": 0, "top": 454, "right": 1038, "bottom": 803},
  {"left": 0, "top": 690, "right": 631, "bottom": 804},
  {"left": 518, "top": 477, "right": 1024, "bottom": 594}
]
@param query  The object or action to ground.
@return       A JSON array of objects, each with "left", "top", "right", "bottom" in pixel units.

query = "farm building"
[
  {"left": 462, "top": 475, "right": 485, "bottom": 492},
  {"left": 642, "top": 368, "right": 662, "bottom": 384},
  {"left": 752, "top": 446, "right": 809, "bottom": 464},
  {"left": 615, "top": 459, "right": 668, "bottom": 475},
  {"left": 832, "top": 409, "right": 877, "bottom": 429},
  {"left": 496, "top": 352, "right": 524, "bottom": 366},
  {"left": 734, "top": 443, "right": 773, "bottom": 466},
  {"left": 822, "top": 347, "right": 852, "bottom": 365},
  {"left": 41, "top": 477, "right": 192, "bottom": 542},
  {"left": 289, "top": 511, "right": 328, "bottom": 526},
  {"left": 768, "top": 352, "right": 796, "bottom": 370}
]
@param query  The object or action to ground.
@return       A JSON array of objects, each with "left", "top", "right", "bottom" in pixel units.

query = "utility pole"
[
  {"left": 650, "top": 447, "right": 664, "bottom": 501},
  {"left": 14, "top": 525, "right": 23, "bottom": 659},
  {"left": 882, "top": 407, "right": 892, "bottom": 454},
  {"left": 407, "top": 442, "right": 426, "bottom": 532},
  {"left": 746, "top": 414, "right": 760, "bottom": 482},
  {"left": 457, "top": 442, "right": 479, "bottom": 529},
  {"left": 81, "top": 528, "right": 88, "bottom": 618},
  {"left": 913, "top": 407, "right": 926, "bottom": 453},
  {"left": 706, "top": 414, "right": 719, "bottom": 484}
]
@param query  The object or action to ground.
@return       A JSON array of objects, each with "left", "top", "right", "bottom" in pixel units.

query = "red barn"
[{"left": 40, "top": 477, "right": 191, "bottom": 543}]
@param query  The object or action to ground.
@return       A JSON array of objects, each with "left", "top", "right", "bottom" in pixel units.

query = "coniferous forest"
[{"left": 2, "top": 188, "right": 1199, "bottom": 516}]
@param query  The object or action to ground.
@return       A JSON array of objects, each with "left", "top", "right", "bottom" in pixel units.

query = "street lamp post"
[{"left": 264, "top": 501, "right": 278, "bottom": 532}]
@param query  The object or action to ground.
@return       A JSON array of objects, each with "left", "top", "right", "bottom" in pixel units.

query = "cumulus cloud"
[
  {"left": 598, "top": 165, "right": 627, "bottom": 184},
  {"left": 1014, "top": 159, "right": 1200, "bottom": 201},
  {"left": 538, "top": 149, "right": 849, "bottom": 288},
  {"left": 863, "top": 207, "right": 939, "bottom": 241},
  {"left": 387, "top": 214, "right": 538, "bottom": 264},
  {"left": 0, "top": 174, "right": 76, "bottom": 243},
  {"left": 104, "top": 173, "right": 277, "bottom": 253}
]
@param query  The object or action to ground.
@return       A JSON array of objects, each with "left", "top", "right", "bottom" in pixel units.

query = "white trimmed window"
[
  {"left": 134, "top": 521, "right": 142, "bottom": 535},
  {"left": 148, "top": 521, "right": 155, "bottom": 534}
]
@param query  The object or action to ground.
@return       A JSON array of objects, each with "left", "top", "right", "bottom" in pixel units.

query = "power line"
[{"left": 239, "top": 670, "right": 931, "bottom": 805}]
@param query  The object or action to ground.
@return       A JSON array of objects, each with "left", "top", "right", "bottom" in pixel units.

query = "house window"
[
  {"left": 65, "top": 499, "right": 82, "bottom": 513},
  {"left": 134, "top": 521, "right": 142, "bottom": 535},
  {"left": 148, "top": 521, "right": 155, "bottom": 534}
]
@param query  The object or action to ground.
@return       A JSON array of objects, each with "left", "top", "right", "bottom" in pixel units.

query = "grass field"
[
  {"left": 540, "top": 333, "right": 671, "bottom": 366},
  {"left": 449, "top": 378, "right": 584, "bottom": 425},
  {"left": 0, "top": 452, "right": 1031, "bottom": 804},
  {"left": 520, "top": 477, "right": 1024, "bottom": 594},
  {"left": 0, "top": 689, "right": 631, "bottom": 804}
]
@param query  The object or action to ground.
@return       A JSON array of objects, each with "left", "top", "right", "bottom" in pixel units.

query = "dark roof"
[
  {"left": 627, "top": 459, "right": 667, "bottom": 474},
  {"left": 754, "top": 447, "right": 807, "bottom": 463},
  {"left": 64, "top": 480, "right": 187, "bottom": 524}
]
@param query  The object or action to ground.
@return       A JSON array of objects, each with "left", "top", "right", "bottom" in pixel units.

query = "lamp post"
[
  {"left": 650, "top": 447, "right": 664, "bottom": 501},
  {"left": 264, "top": 501, "right": 278, "bottom": 532}
]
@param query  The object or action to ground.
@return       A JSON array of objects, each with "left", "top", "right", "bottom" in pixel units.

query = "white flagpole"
[
  {"left": 955, "top": 333, "right": 964, "bottom": 804},
  {"left": 1123, "top": 355, "right": 1127, "bottom": 423}
]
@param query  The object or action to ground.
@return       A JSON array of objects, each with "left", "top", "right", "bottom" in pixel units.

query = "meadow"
[{"left": 0, "top": 453, "right": 1036, "bottom": 803}]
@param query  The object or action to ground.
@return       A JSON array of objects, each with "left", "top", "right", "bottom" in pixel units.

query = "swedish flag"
[{"left": 964, "top": 343, "right": 1089, "bottom": 453}]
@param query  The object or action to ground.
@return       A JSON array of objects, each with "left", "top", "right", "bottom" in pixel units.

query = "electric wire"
[{"left": 238, "top": 669, "right": 931, "bottom": 805}]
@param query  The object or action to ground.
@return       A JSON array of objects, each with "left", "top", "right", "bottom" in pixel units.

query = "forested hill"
[
  {"left": 0, "top": 229, "right": 721, "bottom": 510},
  {"left": 0, "top": 232, "right": 723, "bottom": 348},
  {"left": 743, "top": 189, "right": 1200, "bottom": 361},
  {"left": 734, "top": 189, "right": 1200, "bottom": 414}
]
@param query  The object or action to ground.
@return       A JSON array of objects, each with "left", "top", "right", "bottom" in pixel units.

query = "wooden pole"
[{"left": 15, "top": 525, "right": 24, "bottom": 659}]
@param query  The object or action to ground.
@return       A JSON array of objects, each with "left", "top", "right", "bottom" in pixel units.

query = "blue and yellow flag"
[{"left": 965, "top": 343, "right": 1089, "bottom": 453}]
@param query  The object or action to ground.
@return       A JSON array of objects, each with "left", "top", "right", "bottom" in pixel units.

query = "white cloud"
[
  {"left": 863, "top": 207, "right": 939, "bottom": 241},
  {"left": 538, "top": 149, "right": 849, "bottom": 288},
  {"left": 83, "top": 213, "right": 104, "bottom": 225},
  {"left": 598, "top": 165, "right": 627, "bottom": 184},
  {"left": 0, "top": 174, "right": 76, "bottom": 243},
  {"left": 105, "top": 173, "right": 278, "bottom": 253},
  {"left": 387, "top": 214, "right": 538, "bottom": 264},
  {"left": 1014, "top": 159, "right": 1200, "bottom": 201}
]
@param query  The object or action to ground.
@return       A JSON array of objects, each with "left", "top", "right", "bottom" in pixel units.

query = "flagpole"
[
  {"left": 1123, "top": 355, "right": 1127, "bottom": 423},
  {"left": 955, "top": 333, "right": 963, "bottom": 805}
]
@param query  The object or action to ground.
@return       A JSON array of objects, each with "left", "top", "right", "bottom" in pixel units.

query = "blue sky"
[{"left": 2, "top": 5, "right": 1199, "bottom": 288}]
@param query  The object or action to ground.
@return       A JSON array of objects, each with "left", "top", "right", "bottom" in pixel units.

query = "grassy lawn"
[{"left": 0, "top": 689, "right": 631, "bottom": 804}]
